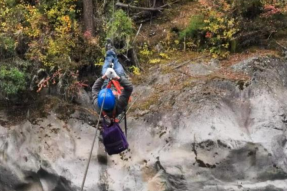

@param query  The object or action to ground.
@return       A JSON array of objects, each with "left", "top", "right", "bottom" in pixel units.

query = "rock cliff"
[{"left": 1, "top": 56, "right": 287, "bottom": 191}]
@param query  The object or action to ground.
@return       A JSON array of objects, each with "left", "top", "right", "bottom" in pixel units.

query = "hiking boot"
[{"left": 105, "top": 38, "right": 114, "bottom": 51}]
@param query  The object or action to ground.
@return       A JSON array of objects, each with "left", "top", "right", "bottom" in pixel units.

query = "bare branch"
[
  {"left": 116, "top": 2, "right": 163, "bottom": 11},
  {"left": 274, "top": 39, "right": 287, "bottom": 50},
  {"left": 132, "top": 23, "right": 143, "bottom": 44}
]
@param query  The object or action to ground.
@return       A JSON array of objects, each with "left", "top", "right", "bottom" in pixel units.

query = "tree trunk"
[
  {"left": 128, "top": 48, "right": 141, "bottom": 69},
  {"left": 83, "top": 0, "right": 94, "bottom": 36}
]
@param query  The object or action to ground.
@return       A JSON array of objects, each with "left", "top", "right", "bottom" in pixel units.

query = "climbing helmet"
[{"left": 98, "top": 88, "right": 116, "bottom": 111}]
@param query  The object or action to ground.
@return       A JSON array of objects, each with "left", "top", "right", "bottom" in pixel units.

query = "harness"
[{"left": 102, "top": 79, "right": 129, "bottom": 136}]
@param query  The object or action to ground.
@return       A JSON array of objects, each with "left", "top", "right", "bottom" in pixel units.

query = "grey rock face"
[{"left": 1, "top": 56, "right": 287, "bottom": 191}]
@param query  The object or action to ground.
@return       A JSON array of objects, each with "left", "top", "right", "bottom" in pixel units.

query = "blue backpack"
[{"left": 101, "top": 120, "right": 128, "bottom": 155}]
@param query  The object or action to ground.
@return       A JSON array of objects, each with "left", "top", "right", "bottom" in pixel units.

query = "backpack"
[{"left": 101, "top": 120, "right": 128, "bottom": 155}]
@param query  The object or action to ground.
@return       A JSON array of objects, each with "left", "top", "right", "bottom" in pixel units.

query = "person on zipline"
[{"left": 92, "top": 68, "right": 133, "bottom": 123}]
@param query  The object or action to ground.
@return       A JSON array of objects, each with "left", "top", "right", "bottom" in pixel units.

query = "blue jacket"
[{"left": 102, "top": 50, "right": 125, "bottom": 77}]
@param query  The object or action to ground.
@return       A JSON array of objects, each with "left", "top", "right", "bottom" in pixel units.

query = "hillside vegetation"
[{"left": 0, "top": 0, "right": 287, "bottom": 103}]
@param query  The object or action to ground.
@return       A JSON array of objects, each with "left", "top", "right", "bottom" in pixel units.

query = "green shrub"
[
  {"left": 202, "top": 12, "right": 238, "bottom": 58},
  {"left": 180, "top": 15, "right": 205, "bottom": 39},
  {"left": 106, "top": 9, "right": 134, "bottom": 50},
  {"left": 0, "top": 35, "right": 16, "bottom": 58},
  {"left": 180, "top": 4, "right": 238, "bottom": 58},
  {"left": 0, "top": 0, "right": 82, "bottom": 69},
  {"left": 178, "top": 0, "right": 287, "bottom": 58},
  {"left": 0, "top": 66, "right": 27, "bottom": 96}
]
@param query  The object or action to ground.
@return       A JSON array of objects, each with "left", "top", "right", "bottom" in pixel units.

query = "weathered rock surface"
[{"left": 1, "top": 56, "right": 287, "bottom": 191}]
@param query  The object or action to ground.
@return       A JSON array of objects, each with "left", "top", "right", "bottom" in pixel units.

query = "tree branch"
[
  {"left": 274, "top": 39, "right": 287, "bottom": 50},
  {"left": 116, "top": 2, "right": 163, "bottom": 11}
]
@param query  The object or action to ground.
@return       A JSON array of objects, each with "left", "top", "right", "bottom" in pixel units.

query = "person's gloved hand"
[{"left": 102, "top": 68, "right": 120, "bottom": 80}]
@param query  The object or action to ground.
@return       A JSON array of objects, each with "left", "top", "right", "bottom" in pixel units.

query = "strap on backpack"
[
  {"left": 102, "top": 106, "right": 118, "bottom": 123},
  {"left": 124, "top": 109, "right": 127, "bottom": 138}
]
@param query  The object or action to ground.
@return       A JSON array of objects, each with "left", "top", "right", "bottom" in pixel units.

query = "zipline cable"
[
  {"left": 112, "top": 0, "right": 115, "bottom": 43},
  {"left": 80, "top": 82, "right": 109, "bottom": 191},
  {"left": 119, "top": 90, "right": 143, "bottom": 123}
]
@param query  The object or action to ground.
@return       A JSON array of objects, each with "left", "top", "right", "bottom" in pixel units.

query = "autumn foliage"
[
  {"left": 0, "top": 0, "right": 100, "bottom": 98},
  {"left": 181, "top": 0, "right": 287, "bottom": 58}
]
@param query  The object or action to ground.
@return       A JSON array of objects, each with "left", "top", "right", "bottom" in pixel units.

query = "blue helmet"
[{"left": 97, "top": 88, "right": 116, "bottom": 111}]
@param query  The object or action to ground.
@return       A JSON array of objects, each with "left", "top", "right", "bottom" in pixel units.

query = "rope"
[
  {"left": 80, "top": 85, "right": 109, "bottom": 191},
  {"left": 112, "top": 0, "right": 115, "bottom": 43},
  {"left": 119, "top": 90, "right": 143, "bottom": 122}
]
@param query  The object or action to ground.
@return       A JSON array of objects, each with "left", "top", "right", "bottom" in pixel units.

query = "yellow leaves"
[
  {"left": 47, "top": 8, "right": 57, "bottom": 19},
  {"left": 1, "top": 0, "right": 82, "bottom": 69},
  {"left": 140, "top": 49, "right": 152, "bottom": 56},
  {"left": 16, "top": 24, "right": 23, "bottom": 30},
  {"left": 196, "top": 1, "right": 240, "bottom": 59},
  {"left": 129, "top": 66, "right": 141, "bottom": 75},
  {"left": 62, "top": 15, "right": 70, "bottom": 23},
  {"left": 217, "top": 18, "right": 224, "bottom": 23},
  {"left": 69, "top": 6, "right": 75, "bottom": 11},
  {"left": 222, "top": 43, "right": 229, "bottom": 48},
  {"left": 149, "top": 59, "right": 161, "bottom": 64},
  {"left": 186, "top": 41, "right": 197, "bottom": 49},
  {"left": 159, "top": 53, "right": 170, "bottom": 59},
  {"left": 3, "top": 7, "right": 10, "bottom": 15},
  {"left": 47, "top": 39, "right": 58, "bottom": 56},
  {"left": 227, "top": 19, "right": 235, "bottom": 27},
  {"left": 210, "top": 23, "right": 219, "bottom": 32},
  {"left": 57, "top": 16, "right": 72, "bottom": 33},
  {"left": 222, "top": 3, "right": 231, "bottom": 12},
  {"left": 95, "top": 58, "right": 104, "bottom": 66},
  {"left": 226, "top": 29, "right": 236, "bottom": 38},
  {"left": 25, "top": 0, "right": 78, "bottom": 67},
  {"left": 139, "top": 43, "right": 153, "bottom": 59},
  {"left": 46, "top": 0, "right": 76, "bottom": 35}
]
